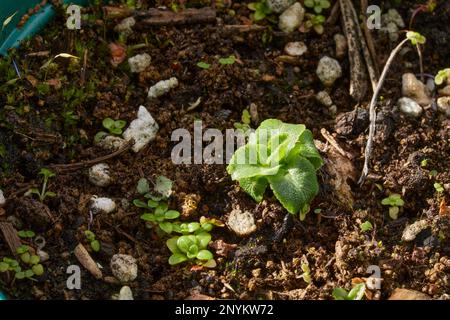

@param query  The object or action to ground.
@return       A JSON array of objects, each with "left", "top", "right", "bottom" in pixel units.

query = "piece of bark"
[
  {"left": 138, "top": 7, "right": 216, "bottom": 27},
  {"left": 388, "top": 288, "right": 431, "bottom": 300},
  {"left": 339, "top": 0, "right": 368, "bottom": 102},
  {"left": 0, "top": 222, "right": 22, "bottom": 255},
  {"left": 74, "top": 243, "right": 103, "bottom": 280}
]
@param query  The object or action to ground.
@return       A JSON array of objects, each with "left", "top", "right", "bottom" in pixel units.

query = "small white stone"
[
  {"left": 278, "top": 2, "right": 305, "bottom": 33},
  {"left": 0, "top": 189, "right": 5, "bottom": 207},
  {"left": 316, "top": 91, "right": 333, "bottom": 107},
  {"left": 334, "top": 33, "right": 347, "bottom": 59},
  {"left": 227, "top": 209, "right": 257, "bottom": 237},
  {"left": 88, "top": 163, "right": 112, "bottom": 187},
  {"left": 382, "top": 9, "right": 405, "bottom": 28},
  {"left": 402, "top": 73, "right": 431, "bottom": 106},
  {"left": 123, "top": 106, "right": 159, "bottom": 153},
  {"left": 119, "top": 286, "right": 134, "bottom": 300},
  {"left": 110, "top": 254, "right": 138, "bottom": 283},
  {"left": 402, "top": 220, "right": 429, "bottom": 242},
  {"left": 266, "top": 0, "right": 295, "bottom": 13},
  {"left": 398, "top": 97, "right": 423, "bottom": 118},
  {"left": 284, "top": 41, "right": 307, "bottom": 57},
  {"left": 90, "top": 196, "right": 116, "bottom": 214},
  {"left": 37, "top": 249, "right": 49, "bottom": 262},
  {"left": 147, "top": 77, "right": 179, "bottom": 99},
  {"left": 436, "top": 97, "right": 450, "bottom": 117},
  {"left": 115, "top": 17, "right": 136, "bottom": 36},
  {"left": 95, "top": 135, "right": 127, "bottom": 152},
  {"left": 128, "top": 53, "right": 151, "bottom": 73},
  {"left": 316, "top": 56, "right": 342, "bottom": 87}
]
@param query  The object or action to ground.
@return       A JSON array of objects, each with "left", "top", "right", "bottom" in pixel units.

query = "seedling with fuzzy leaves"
[
  {"left": 381, "top": 194, "right": 404, "bottom": 220},
  {"left": 29, "top": 168, "right": 56, "bottom": 202}
]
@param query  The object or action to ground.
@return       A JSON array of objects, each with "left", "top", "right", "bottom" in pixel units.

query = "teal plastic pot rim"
[{"left": 0, "top": 0, "right": 90, "bottom": 56}]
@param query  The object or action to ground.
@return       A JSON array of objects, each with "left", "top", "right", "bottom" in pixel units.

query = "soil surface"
[{"left": 0, "top": 0, "right": 449, "bottom": 300}]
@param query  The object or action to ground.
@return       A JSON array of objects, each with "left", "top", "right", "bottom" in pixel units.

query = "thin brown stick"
[
  {"left": 361, "top": 0, "right": 380, "bottom": 78},
  {"left": 326, "top": 0, "right": 341, "bottom": 25},
  {"left": 0, "top": 222, "right": 22, "bottom": 255},
  {"left": 359, "top": 38, "right": 409, "bottom": 184},
  {"left": 49, "top": 140, "right": 133, "bottom": 173},
  {"left": 138, "top": 7, "right": 216, "bottom": 26}
]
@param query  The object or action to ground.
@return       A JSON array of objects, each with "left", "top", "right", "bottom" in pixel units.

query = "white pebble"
[
  {"left": 37, "top": 249, "right": 49, "bottom": 262},
  {"left": 398, "top": 97, "right": 423, "bottom": 118},
  {"left": 284, "top": 41, "right": 307, "bottom": 57},
  {"left": 334, "top": 33, "right": 347, "bottom": 59},
  {"left": 128, "top": 53, "right": 151, "bottom": 73},
  {"left": 316, "top": 91, "right": 333, "bottom": 107},
  {"left": 278, "top": 2, "right": 305, "bottom": 33},
  {"left": 316, "top": 56, "right": 342, "bottom": 87},
  {"left": 437, "top": 97, "right": 450, "bottom": 117},
  {"left": 227, "top": 209, "right": 257, "bottom": 237},
  {"left": 88, "top": 163, "right": 112, "bottom": 187},
  {"left": 90, "top": 196, "right": 116, "bottom": 214},
  {"left": 266, "top": 0, "right": 295, "bottom": 13},
  {"left": 402, "top": 73, "right": 431, "bottom": 106},
  {"left": 122, "top": 106, "right": 159, "bottom": 153},
  {"left": 0, "top": 189, "right": 5, "bottom": 207},
  {"left": 119, "top": 286, "right": 134, "bottom": 300},
  {"left": 147, "top": 77, "right": 179, "bottom": 99},
  {"left": 110, "top": 254, "right": 138, "bottom": 283},
  {"left": 402, "top": 220, "right": 429, "bottom": 242}
]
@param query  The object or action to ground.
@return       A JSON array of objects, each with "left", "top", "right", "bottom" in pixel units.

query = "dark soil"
[{"left": 0, "top": 0, "right": 449, "bottom": 300}]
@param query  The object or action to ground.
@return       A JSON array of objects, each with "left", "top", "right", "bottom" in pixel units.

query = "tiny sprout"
[
  {"left": 102, "top": 118, "right": 126, "bottom": 135},
  {"left": 196, "top": 61, "right": 210, "bottom": 69},
  {"left": 360, "top": 221, "right": 373, "bottom": 232},
  {"left": 301, "top": 262, "right": 312, "bottom": 284},
  {"left": 304, "top": 0, "right": 331, "bottom": 14},
  {"left": 219, "top": 55, "right": 236, "bottom": 65},
  {"left": 332, "top": 283, "right": 366, "bottom": 300},
  {"left": 406, "top": 31, "right": 426, "bottom": 46},
  {"left": 140, "top": 202, "right": 180, "bottom": 234},
  {"left": 434, "top": 68, "right": 450, "bottom": 85},
  {"left": 381, "top": 194, "right": 404, "bottom": 220},
  {"left": 420, "top": 159, "right": 428, "bottom": 167},
  {"left": 17, "top": 230, "right": 36, "bottom": 238},
  {"left": 247, "top": 1, "right": 272, "bottom": 21},
  {"left": 29, "top": 168, "right": 56, "bottom": 202},
  {"left": 84, "top": 230, "right": 101, "bottom": 252},
  {"left": 434, "top": 183, "right": 444, "bottom": 193}
]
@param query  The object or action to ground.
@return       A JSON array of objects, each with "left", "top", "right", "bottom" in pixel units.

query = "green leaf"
[
  {"left": 166, "top": 237, "right": 180, "bottom": 254},
  {"left": 39, "top": 168, "right": 55, "bottom": 179},
  {"left": 30, "top": 255, "right": 40, "bottom": 265},
  {"left": 202, "top": 259, "right": 217, "bottom": 268},
  {"left": 196, "top": 61, "right": 211, "bottom": 69},
  {"left": 268, "top": 157, "right": 320, "bottom": 215},
  {"left": 201, "top": 223, "right": 213, "bottom": 232},
  {"left": 114, "top": 120, "right": 126, "bottom": 129},
  {"left": 332, "top": 287, "right": 349, "bottom": 300},
  {"left": 169, "top": 253, "right": 188, "bottom": 265},
  {"left": 0, "top": 262, "right": 8, "bottom": 272},
  {"left": 18, "top": 230, "right": 35, "bottom": 238},
  {"left": 102, "top": 118, "right": 115, "bottom": 129},
  {"left": 187, "top": 222, "right": 201, "bottom": 233},
  {"left": 147, "top": 199, "right": 159, "bottom": 208},
  {"left": 15, "top": 271, "right": 26, "bottom": 280},
  {"left": 133, "top": 199, "right": 148, "bottom": 208},
  {"left": 434, "top": 183, "right": 444, "bottom": 193},
  {"left": 156, "top": 202, "right": 169, "bottom": 214},
  {"left": 136, "top": 178, "right": 150, "bottom": 194},
  {"left": 253, "top": 10, "right": 266, "bottom": 21},
  {"left": 154, "top": 176, "right": 173, "bottom": 198},
  {"left": 25, "top": 269, "right": 34, "bottom": 278},
  {"left": 196, "top": 250, "right": 213, "bottom": 261},
  {"left": 219, "top": 55, "right": 236, "bottom": 65},
  {"left": 85, "top": 230, "right": 96, "bottom": 241},
  {"left": 140, "top": 213, "right": 156, "bottom": 222},
  {"left": 247, "top": 2, "right": 258, "bottom": 11},
  {"left": 238, "top": 177, "right": 269, "bottom": 202},
  {"left": 304, "top": 0, "right": 315, "bottom": 8},
  {"left": 187, "top": 244, "right": 199, "bottom": 259},
  {"left": 406, "top": 31, "right": 426, "bottom": 46},
  {"left": 177, "top": 235, "right": 197, "bottom": 253},
  {"left": 154, "top": 211, "right": 166, "bottom": 222},
  {"left": 20, "top": 252, "right": 31, "bottom": 264},
  {"left": 16, "top": 245, "right": 29, "bottom": 254},
  {"left": 196, "top": 232, "right": 212, "bottom": 249},
  {"left": 159, "top": 221, "right": 173, "bottom": 234},
  {"left": 165, "top": 210, "right": 180, "bottom": 220},
  {"left": 389, "top": 206, "right": 399, "bottom": 220},
  {"left": 31, "top": 264, "right": 44, "bottom": 276},
  {"left": 360, "top": 221, "right": 373, "bottom": 232},
  {"left": 347, "top": 283, "right": 366, "bottom": 300},
  {"left": 435, "top": 68, "right": 450, "bottom": 85},
  {"left": 91, "top": 240, "right": 101, "bottom": 252}
]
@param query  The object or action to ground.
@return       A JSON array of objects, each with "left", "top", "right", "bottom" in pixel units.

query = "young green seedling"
[
  {"left": 140, "top": 202, "right": 180, "bottom": 234},
  {"left": 332, "top": 283, "right": 366, "bottom": 300},
  {"left": 85, "top": 230, "right": 101, "bottom": 252},
  {"left": 304, "top": 0, "right": 331, "bottom": 14},
  {"left": 304, "top": 14, "right": 326, "bottom": 34},
  {"left": 234, "top": 109, "right": 252, "bottom": 135},
  {"left": 196, "top": 61, "right": 211, "bottom": 69},
  {"left": 219, "top": 55, "right": 236, "bottom": 65},
  {"left": 29, "top": 168, "right": 56, "bottom": 202},
  {"left": 0, "top": 245, "right": 44, "bottom": 280},
  {"left": 247, "top": 1, "right": 272, "bottom": 21},
  {"left": 381, "top": 194, "right": 404, "bottom": 220},
  {"left": 166, "top": 232, "right": 215, "bottom": 267},
  {"left": 227, "top": 119, "right": 323, "bottom": 220},
  {"left": 360, "top": 221, "right": 373, "bottom": 232},
  {"left": 435, "top": 68, "right": 450, "bottom": 85},
  {"left": 102, "top": 118, "right": 127, "bottom": 135},
  {"left": 17, "top": 230, "right": 36, "bottom": 238}
]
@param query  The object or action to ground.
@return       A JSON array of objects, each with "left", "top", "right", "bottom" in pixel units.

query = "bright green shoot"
[
  {"left": 360, "top": 221, "right": 373, "bottom": 232},
  {"left": 434, "top": 68, "right": 450, "bottom": 85},
  {"left": 140, "top": 202, "right": 180, "bottom": 234},
  {"left": 30, "top": 168, "right": 56, "bottom": 202},
  {"left": 0, "top": 245, "right": 44, "bottom": 281},
  {"left": 381, "top": 194, "right": 404, "bottom": 220},
  {"left": 304, "top": 0, "right": 331, "bottom": 14},
  {"left": 102, "top": 118, "right": 127, "bottom": 135},
  {"left": 85, "top": 230, "right": 101, "bottom": 252},
  {"left": 332, "top": 283, "right": 366, "bottom": 300},
  {"left": 247, "top": 1, "right": 272, "bottom": 21},
  {"left": 406, "top": 31, "right": 426, "bottom": 46},
  {"left": 218, "top": 55, "right": 236, "bottom": 65},
  {"left": 166, "top": 232, "right": 215, "bottom": 267}
]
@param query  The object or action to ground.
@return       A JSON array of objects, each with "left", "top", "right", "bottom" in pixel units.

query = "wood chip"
[
  {"left": 0, "top": 222, "right": 22, "bottom": 255},
  {"left": 74, "top": 243, "right": 103, "bottom": 280}
]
